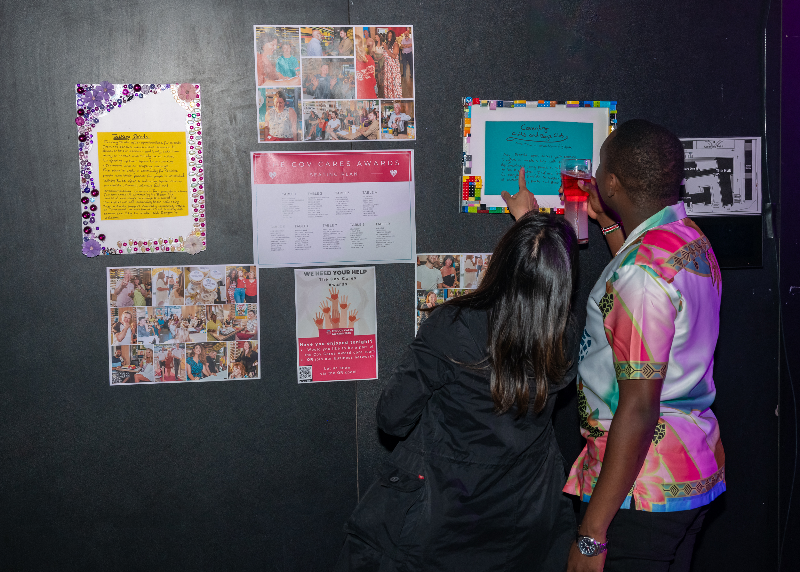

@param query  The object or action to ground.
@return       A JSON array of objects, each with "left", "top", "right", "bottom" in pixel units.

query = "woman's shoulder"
[{"left": 418, "top": 305, "right": 487, "bottom": 352}]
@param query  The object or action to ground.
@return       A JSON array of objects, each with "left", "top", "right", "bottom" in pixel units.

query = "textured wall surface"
[{"left": 0, "top": 1, "right": 780, "bottom": 570}]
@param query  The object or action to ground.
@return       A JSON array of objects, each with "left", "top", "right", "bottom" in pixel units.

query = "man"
[
  {"left": 504, "top": 119, "right": 724, "bottom": 572},
  {"left": 336, "top": 28, "right": 353, "bottom": 56},
  {"left": 307, "top": 29, "right": 323, "bottom": 57},
  {"left": 307, "top": 64, "right": 332, "bottom": 100},
  {"left": 387, "top": 102, "right": 411, "bottom": 135},
  {"left": 415, "top": 254, "right": 443, "bottom": 291},
  {"left": 400, "top": 29, "right": 413, "bottom": 78},
  {"left": 171, "top": 345, "right": 184, "bottom": 379},
  {"left": 206, "top": 348, "right": 219, "bottom": 375}
]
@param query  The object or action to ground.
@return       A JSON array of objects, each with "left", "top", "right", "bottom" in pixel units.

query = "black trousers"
[{"left": 579, "top": 502, "right": 709, "bottom": 572}]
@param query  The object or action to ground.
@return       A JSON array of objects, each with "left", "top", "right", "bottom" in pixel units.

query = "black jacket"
[{"left": 337, "top": 305, "right": 579, "bottom": 572}]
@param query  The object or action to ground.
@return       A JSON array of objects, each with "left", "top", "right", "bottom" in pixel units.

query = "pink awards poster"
[{"left": 294, "top": 266, "right": 377, "bottom": 383}]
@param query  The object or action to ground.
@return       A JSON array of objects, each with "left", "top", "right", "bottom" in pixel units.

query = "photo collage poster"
[
  {"left": 75, "top": 82, "right": 205, "bottom": 257},
  {"left": 294, "top": 266, "right": 378, "bottom": 383},
  {"left": 254, "top": 25, "right": 415, "bottom": 142},
  {"left": 107, "top": 265, "right": 261, "bottom": 385},
  {"left": 415, "top": 252, "right": 492, "bottom": 332}
]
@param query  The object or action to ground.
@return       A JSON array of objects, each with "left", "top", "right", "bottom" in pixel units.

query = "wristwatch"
[{"left": 576, "top": 534, "right": 608, "bottom": 557}]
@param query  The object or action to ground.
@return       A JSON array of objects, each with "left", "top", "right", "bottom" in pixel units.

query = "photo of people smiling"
[
  {"left": 106, "top": 266, "right": 260, "bottom": 385},
  {"left": 254, "top": 24, "right": 415, "bottom": 144},
  {"left": 414, "top": 253, "right": 491, "bottom": 333}
]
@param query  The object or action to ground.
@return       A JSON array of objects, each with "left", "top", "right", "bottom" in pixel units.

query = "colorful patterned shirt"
[{"left": 564, "top": 203, "right": 726, "bottom": 512}]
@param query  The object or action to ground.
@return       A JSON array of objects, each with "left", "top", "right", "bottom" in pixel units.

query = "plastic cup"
[{"left": 560, "top": 158, "right": 592, "bottom": 244}]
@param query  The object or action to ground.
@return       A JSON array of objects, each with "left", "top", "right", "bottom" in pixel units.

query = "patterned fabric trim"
[
  {"left": 663, "top": 465, "right": 726, "bottom": 499},
  {"left": 614, "top": 360, "right": 668, "bottom": 380}
]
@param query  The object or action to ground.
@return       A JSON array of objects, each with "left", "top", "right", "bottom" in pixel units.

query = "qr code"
[{"left": 298, "top": 365, "right": 313, "bottom": 382}]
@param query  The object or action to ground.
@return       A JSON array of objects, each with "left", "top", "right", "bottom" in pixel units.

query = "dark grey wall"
[{"left": 0, "top": 1, "right": 780, "bottom": 570}]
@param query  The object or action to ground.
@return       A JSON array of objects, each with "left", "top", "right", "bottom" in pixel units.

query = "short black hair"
[{"left": 604, "top": 119, "right": 684, "bottom": 208}]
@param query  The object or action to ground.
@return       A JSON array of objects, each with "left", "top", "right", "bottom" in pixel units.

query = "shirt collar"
[{"left": 616, "top": 202, "right": 687, "bottom": 256}]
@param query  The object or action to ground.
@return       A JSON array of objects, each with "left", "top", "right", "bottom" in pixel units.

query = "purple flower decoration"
[
  {"left": 95, "top": 81, "right": 116, "bottom": 102},
  {"left": 183, "top": 234, "right": 203, "bottom": 254},
  {"left": 79, "top": 90, "right": 96, "bottom": 106},
  {"left": 82, "top": 238, "right": 102, "bottom": 257}
]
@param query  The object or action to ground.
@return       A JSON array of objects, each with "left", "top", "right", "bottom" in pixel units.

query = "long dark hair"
[{"left": 444, "top": 212, "right": 578, "bottom": 416}]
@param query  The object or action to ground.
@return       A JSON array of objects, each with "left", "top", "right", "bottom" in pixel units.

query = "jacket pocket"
[{"left": 344, "top": 465, "right": 427, "bottom": 560}]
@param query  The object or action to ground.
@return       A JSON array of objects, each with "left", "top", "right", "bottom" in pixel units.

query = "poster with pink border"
[{"left": 294, "top": 266, "right": 377, "bottom": 383}]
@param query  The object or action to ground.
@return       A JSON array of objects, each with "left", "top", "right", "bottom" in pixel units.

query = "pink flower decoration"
[{"left": 177, "top": 83, "right": 197, "bottom": 102}]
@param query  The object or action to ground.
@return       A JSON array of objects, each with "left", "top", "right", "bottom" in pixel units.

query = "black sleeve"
[
  {"left": 376, "top": 309, "right": 455, "bottom": 438},
  {"left": 556, "top": 311, "right": 582, "bottom": 390}
]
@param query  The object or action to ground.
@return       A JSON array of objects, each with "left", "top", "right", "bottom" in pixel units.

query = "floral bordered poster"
[{"left": 76, "top": 82, "right": 205, "bottom": 257}]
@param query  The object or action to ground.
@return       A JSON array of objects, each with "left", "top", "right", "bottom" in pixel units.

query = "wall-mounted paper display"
[
  {"left": 460, "top": 99, "right": 617, "bottom": 213},
  {"left": 76, "top": 83, "right": 205, "bottom": 257},
  {"left": 679, "top": 137, "right": 761, "bottom": 216},
  {"left": 107, "top": 265, "right": 261, "bottom": 385},
  {"left": 251, "top": 150, "right": 415, "bottom": 267},
  {"left": 414, "top": 252, "right": 492, "bottom": 332},
  {"left": 294, "top": 266, "right": 378, "bottom": 383},
  {"left": 254, "top": 26, "right": 416, "bottom": 142}
]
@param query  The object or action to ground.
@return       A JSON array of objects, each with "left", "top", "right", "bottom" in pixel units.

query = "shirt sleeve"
[
  {"left": 603, "top": 265, "right": 677, "bottom": 382},
  {"left": 376, "top": 309, "right": 454, "bottom": 437}
]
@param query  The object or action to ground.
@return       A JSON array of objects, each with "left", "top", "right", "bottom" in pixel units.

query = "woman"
[
  {"left": 257, "top": 31, "right": 300, "bottom": 85},
  {"left": 237, "top": 341, "right": 259, "bottom": 377},
  {"left": 114, "top": 269, "right": 135, "bottom": 307},
  {"left": 175, "top": 320, "right": 191, "bottom": 343},
  {"left": 131, "top": 275, "right": 147, "bottom": 306},
  {"left": 263, "top": 91, "right": 298, "bottom": 141},
  {"left": 234, "top": 269, "right": 247, "bottom": 304},
  {"left": 186, "top": 344, "right": 210, "bottom": 381},
  {"left": 111, "top": 310, "right": 135, "bottom": 344},
  {"left": 275, "top": 41, "right": 300, "bottom": 79},
  {"left": 133, "top": 348, "right": 155, "bottom": 383},
  {"left": 306, "top": 110, "right": 319, "bottom": 140},
  {"left": 355, "top": 36, "right": 376, "bottom": 99},
  {"left": 317, "top": 111, "right": 328, "bottom": 141},
  {"left": 244, "top": 271, "right": 258, "bottom": 303},
  {"left": 383, "top": 30, "right": 402, "bottom": 99},
  {"left": 440, "top": 255, "right": 458, "bottom": 287},
  {"left": 371, "top": 35, "right": 385, "bottom": 98},
  {"left": 229, "top": 361, "right": 247, "bottom": 379},
  {"left": 332, "top": 109, "right": 379, "bottom": 140},
  {"left": 169, "top": 280, "right": 184, "bottom": 306},
  {"left": 164, "top": 347, "right": 174, "bottom": 378},
  {"left": 154, "top": 271, "right": 169, "bottom": 307},
  {"left": 226, "top": 269, "right": 238, "bottom": 304},
  {"left": 335, "top": 213, "right": 580, "bottom": 571}
]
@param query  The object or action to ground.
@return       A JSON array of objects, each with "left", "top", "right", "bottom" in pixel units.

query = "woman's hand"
[
  {"left": 501, "top": 168, "right": 539, "bottom": 220},
  {"left": 567, "top": 542, "right": 606, "bottom": 572}
]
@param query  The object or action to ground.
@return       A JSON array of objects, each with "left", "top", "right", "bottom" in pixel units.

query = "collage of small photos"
[
  {"left": 254, "top": 25, "right": 415, "bottom": 142},
  {"left": 415, "top": 253, "right": 492, "bottom": 332},
  {"left": 107, "top": 265, "right": 261, "bottom": 385}
]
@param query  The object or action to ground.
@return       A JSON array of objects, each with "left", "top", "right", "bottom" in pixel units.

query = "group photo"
[
  {"left": 109, "top": 267, "right": 151, "bottom": 307},
  {"left": 225, "top": 266, "right": 258, "bottom": 304},
  {"left": 415, "top": 254, "right": 462, "bottom": 291},
  {"left": 302, "top": 58, "right": 355, "bottom": 100},
  {"left": 255, "top": 26, "right": 302, "bottom": 87},
  {"left": 110, "top": 345, "right": 156, "bottom": 384},
  {"left": 302, "top": 100, "right": 380, "bottom": 141},
  {"left": 353, "top": 27, "right": 414, "bottom": 99},
  {"left": 300, "top": 26, "right": 353, "bottom": 57}
]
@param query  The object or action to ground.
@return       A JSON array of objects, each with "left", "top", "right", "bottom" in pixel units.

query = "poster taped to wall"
[
  {"left": 76, "top": 82, "right": 205, "bottom": 257},
  {"left": 251, "top": 150, "right": 415, "bottom": 267},
  {"left": 460, "top": 99, "right": 616, "bottom": 213},
  {"left": 107, "top": 264, "right": 260, "bottom": 385},
  {"left": 415, "top": 252, "right": 492, "bottom": 332},
  {"left": 254, "top": 26, "right": 416, "bottom": 142},
  {"left": 295, "top": 266, "right": 378, "bottom": 383},
  {"left": 679, "top": 137, "right": 761, "bottom": 216}
]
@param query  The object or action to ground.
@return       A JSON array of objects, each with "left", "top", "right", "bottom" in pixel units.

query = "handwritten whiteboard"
[{"left": 462, "top": 102, "right": 614, "bottom": 211}]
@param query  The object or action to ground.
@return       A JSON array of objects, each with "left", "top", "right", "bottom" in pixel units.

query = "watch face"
[{"left": 577, "top": 536, "right": 598, "bottom": 556}]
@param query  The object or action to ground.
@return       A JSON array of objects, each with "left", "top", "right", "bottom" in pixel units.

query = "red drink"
[{"left": 561, "top": 170, "right": 592, "bottom": 201}]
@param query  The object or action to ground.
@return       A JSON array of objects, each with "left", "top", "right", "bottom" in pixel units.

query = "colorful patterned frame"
[
  {"left": 76, "top": 82, "right": 205, "bottom": 256},
  {"left": 460, "top": 98, "right": 617, "bottom": 213}
]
